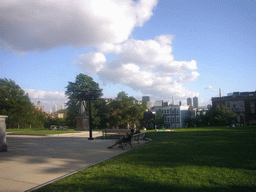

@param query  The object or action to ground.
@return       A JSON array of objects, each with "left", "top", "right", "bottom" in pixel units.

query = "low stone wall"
[{"left": 0, "top": 115, "right": 8, "bottom": 152}]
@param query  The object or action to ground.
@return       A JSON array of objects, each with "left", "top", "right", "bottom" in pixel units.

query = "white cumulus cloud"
[
  {"left": 76, "top": 35, "right": 200, "bottom": 100},
  {"left": 204, "top": 86, "right": 216, "bottom": 92},
  {"left": 2, "top": 0, "right": 201, "bottom": 102},
  {"left": 0, "top": 0, "right": 157, "bottom": 51},
  {"left": 75, "top": 52, "right": 106, "bottom": 74}
]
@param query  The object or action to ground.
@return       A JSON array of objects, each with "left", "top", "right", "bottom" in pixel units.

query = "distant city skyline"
[{"left": 1, "top": 0, "right": 255, "bottom": 109}]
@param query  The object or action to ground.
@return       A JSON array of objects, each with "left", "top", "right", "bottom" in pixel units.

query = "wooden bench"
[
  {"left": 103, "top": 129, "right": 131, "bottom": 139},
  {"left": 120, "top": 132, "right": 147, "bottom": 150}
]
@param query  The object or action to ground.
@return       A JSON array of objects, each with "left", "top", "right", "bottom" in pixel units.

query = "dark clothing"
[
  {"left": 135, "top": 130, "right": 141, "bottom": 134},
  {"left": 117, "top": 133, "right": 134, "bottom": 144},
  {"left": 123, "top": 133, "right": 134, "bottom": 141}
]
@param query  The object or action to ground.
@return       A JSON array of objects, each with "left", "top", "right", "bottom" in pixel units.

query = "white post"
[{"left": 0, "top": 115, "right": 8, "bottom": 152}]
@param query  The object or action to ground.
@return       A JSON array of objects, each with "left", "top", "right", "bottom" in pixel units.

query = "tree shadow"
[
  {"left": 0, "top": 135, "right": 134, "bottom": 175},
  {"left": 36, "top": 175, "right": 256, "bottom": 192}
]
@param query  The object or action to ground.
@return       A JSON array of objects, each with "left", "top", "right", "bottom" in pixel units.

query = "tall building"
[
  {"left": 52, "top": 104, "right": 57, "bottom": 113},
  {"left": 193, "top": 96, "right": 199, "bottom": 108},
  {"left": 187, "top": 97, "right": 192, "bottom": 106},
  {"left": 142, "top": 96, "right": 151, "bottom": 109},
  {"left": 142, "top": 96, "right": 150, "bottom": 102},
  {"left": 60, "top": 104, "right": 64, "bottom": 110}
]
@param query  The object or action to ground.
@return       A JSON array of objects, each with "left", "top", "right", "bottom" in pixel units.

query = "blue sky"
[{"left": 1, "top": 0, "right": 255, "bottom": 112}]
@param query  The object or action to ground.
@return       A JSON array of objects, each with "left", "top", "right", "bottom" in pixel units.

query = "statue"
[{"left": 78, "top": 100, "right": 86, "bottom": 116}]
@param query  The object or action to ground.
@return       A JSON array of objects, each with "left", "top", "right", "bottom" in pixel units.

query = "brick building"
[{"left": 211, "top": 91, "right": 256, "bottom": 125}]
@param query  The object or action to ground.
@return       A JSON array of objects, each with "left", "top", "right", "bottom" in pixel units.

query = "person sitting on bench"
[
  {"left": 107, "top": 129, "right": 134, "bottom": 149},
  {"left": 134, "top": 127, "right": 141, "bottom": 134}
]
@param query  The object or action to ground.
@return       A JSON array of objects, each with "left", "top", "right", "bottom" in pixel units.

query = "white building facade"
[{"left": 151, "top": 105, "right": 190, "bottom": 128}]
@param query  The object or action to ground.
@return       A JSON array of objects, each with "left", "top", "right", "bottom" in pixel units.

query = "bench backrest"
[
  {"left": 132, "top": 132, "right": 145, "bottom": 140},
  {"left": 105, "top": 129, "right": 131, "bottom": 133}
]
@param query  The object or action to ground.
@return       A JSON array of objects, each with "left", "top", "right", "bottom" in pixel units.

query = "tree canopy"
[
  {"left": 184, "top": 104, "right": 238, "bottom": 127},
  {"left": 65, "top": 73, "right": 105, "bottom": 128},
  {"left": 107, "top": 91, "right": 147, "bottom": 128},
  {"left": 0, "top": 78, "right": 47, "bottom": 128}
]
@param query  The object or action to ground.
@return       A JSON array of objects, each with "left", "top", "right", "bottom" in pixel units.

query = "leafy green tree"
[
  {"left": 140, "top": 110, "right": 155, "bottom": 129},
  {"left": 0, "top": 78, "right": 46, "bottom": 128},
  {"left": 207, "top": 104, "right": 237, "bottom": 126},
  {"left": 154, "top": 112, "right": 165, "bottom": 129},
  {"left": 184, "top": 104, "right": 237, "bottom": 127},
  {"left": 107, "top": 91, "right": 146, "bottom": 128},
  {"left": 65, "top": 74, "right": 105, "bottom": 128}
]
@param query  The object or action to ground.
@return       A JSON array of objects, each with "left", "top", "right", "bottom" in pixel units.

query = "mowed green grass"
[
  {"left": 6, "top": 128, "right": 78, "bottom": 135},
  {"left": 36, "top": 126, "right": 256, "bottom": 192}
]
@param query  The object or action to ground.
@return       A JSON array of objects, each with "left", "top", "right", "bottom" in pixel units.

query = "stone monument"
[
  {"left": 76, "top": 100, "right": 89, "bottom": 131},
  {"left": 0, "top": 115, "right": 8, "bottom": 152}
]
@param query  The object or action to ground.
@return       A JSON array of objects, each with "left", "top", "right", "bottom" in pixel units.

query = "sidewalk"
[{"left": 0, "top": 132, "right": 146, "bottom": 192}]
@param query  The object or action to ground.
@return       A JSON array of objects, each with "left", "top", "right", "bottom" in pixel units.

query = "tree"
[
  {"left": 0, "top": 78, "right": 46, "bottom": 128},
  {"left": 154, "top": 112, "right": 165, "bottom": 129},
  {"left": 140, "top": 110, "right": 155, "bottom": 129},
  {"left": 65, "top": 74, "right": 105, "bottom": 128},
  {"left": 207, "top": 104, "right": 237, "bottom": 126},
  {"left": 107, "top": 91, "right": 147, "bottom": 128},
  {"left": 184, "top": 104, "right": 238, "bottom": 127}
]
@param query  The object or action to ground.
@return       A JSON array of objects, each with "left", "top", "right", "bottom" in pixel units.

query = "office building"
[
  {"left": 142, "top": 96, "right": 151, "bottom": 109},
  {"left": 187, "top": 97, "right": 192, "bottom": 106},
  {"left": 142, "top": 96, "right": 150, "bottom": 102},
  {"left": 193, "top": 96, "right": 199, "bottom": 108},
  {"left": 52, "top": 104, "right": 57, "bottom": 113}
]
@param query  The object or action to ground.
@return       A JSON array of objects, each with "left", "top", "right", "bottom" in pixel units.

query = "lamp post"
[{"left": 75, "top": 89, "right": 102, "bottom": 140}]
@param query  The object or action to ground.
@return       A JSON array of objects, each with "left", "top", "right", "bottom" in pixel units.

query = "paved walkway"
[{"left": 0, "top": 132, "right": 147, "bottom": 192}]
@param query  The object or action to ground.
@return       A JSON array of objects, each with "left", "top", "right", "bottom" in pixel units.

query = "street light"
[{"left": 74, "top": 89, "right": 102, "bottom": 140}]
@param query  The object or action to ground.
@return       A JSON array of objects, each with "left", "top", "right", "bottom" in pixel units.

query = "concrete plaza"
[{"left": 0, "top": 132, "right": 145, "bottom": 192}]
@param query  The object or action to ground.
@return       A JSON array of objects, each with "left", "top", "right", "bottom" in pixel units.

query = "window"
[
  {"left": 167, "top": 109, "right": 170, "bottom": 114},
  {"left": 226, "top": 101, "right": 231, "bottom": 108},
  {"left": 172, "top": 116, "right": 175, "bottom": 122},
  {"left": 176, "top": 108, "right": 179, "bottom": 114},
  {"left": 176, "top": 116, "right": 180, "bottom": 122},
  {"left": 164, "top": 110, "right": 166, "bottom": 114},
  {"left": 174, "top": 108, "right": 176, "bottom": 114},
  {"left": 165, "top": 116, "right": 171, "bottom": 122},
  {"left": 239, "top": 101, "right": 244, "bottom": 108},
  {"left": 171, "top": 108, "right": 174, "bottom": 114}
]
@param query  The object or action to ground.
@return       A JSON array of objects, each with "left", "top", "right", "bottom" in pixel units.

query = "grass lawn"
[
  {"left": 6, "top": 128, "right": 78, "bottom": 135},
  {"left": 36, "top": 126, "right": 256, "bottom": 192}
]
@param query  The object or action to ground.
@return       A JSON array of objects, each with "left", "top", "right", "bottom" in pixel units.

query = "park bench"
[
  {"left": 102, "top": 129, "right": 131, "bottom": 139},
  {"left": 119, "top": 132, "right": 147, "bottom": 150}
]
